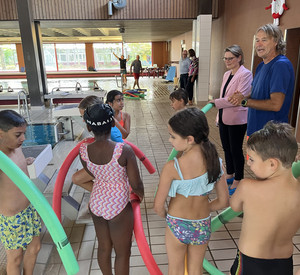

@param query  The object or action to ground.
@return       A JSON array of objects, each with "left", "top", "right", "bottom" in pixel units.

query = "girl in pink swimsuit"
[{"left": 79, "top": 103, "right": 144, "bottom": 275}]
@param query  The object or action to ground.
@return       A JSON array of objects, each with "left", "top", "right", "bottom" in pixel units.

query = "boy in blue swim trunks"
[
  {"left": 0, "top": 110, "right": 41, "bottom": 275},
  {"left": 230, "top": 121, "right": 300, "bottom": 275}
]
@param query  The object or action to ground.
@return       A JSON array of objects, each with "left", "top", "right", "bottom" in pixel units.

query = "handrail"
[{"left": 18, "top": 90, "right": 30, "bottom": 122}]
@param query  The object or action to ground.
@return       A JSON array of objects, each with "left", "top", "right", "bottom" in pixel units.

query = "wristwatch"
[{"left": 241, "top": 99, "right": 248, "bottom": 107}]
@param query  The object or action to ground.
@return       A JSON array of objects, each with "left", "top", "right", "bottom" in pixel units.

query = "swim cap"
[{"left": 83, "top": 103, "right": 114, "bottom": 128}]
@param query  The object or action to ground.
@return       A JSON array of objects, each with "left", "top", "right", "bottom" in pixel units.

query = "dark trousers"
[
  {"left": 219, "top": 120, "right": 247, "bottom": 180},
  {"left": 185, "top": 76, "right": 197, "bottom": 101},
  {"left": 180, "top": 73, "right": 188, "bottom": 89}
]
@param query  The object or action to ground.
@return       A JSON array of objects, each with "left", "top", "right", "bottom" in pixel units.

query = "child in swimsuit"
[
  {"left": 106, "top": 90, "right": 131, "bottom": 139},
  {"left": 78, "top": 95, "right": 123, "bottom": 142},
  {"left": 230, "top": 122, "right": 300, "bottom": 275},
  {"left": 78, "top": 103, "right": 144, "bottom": 275},
  {"left": 169, "top": 88, "right": 188, "bottom": 111},
  {"left": 0, "top": 110, "right": 41, "bottom": 275},
  {"left": 154, "top": 107, "right": 229, "bottom": 274},
  {"left": 73, "top": 95, "right": 123, "bottom": 191}
]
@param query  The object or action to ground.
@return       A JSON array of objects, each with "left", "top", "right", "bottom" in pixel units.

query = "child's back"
[
  {"left": 78, "top": 103, "right": 143, "bottom": 275},
  {"left": 235, "top": 175, "right": 300, "bottom": 259},
  {"left": 230, "top": 121, "right": 300, "bottom": 275}
]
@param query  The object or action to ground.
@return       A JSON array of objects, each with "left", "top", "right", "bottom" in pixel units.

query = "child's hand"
[{"left": 26, "top": 157, "right": 35, "bottom": 165}]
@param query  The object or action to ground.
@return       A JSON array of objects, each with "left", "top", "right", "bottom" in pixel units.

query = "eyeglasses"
[{"left": 222, "top": 57, "right": 236, "bottom": 61}]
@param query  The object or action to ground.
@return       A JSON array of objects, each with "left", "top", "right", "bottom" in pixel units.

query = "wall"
[
  {"left": 170, "top": 31, "right": 193, "bottom": 76},
  {"left": 152, "top": 42, "right": 168, "bottom": 68},
  {"left": 0, "top": 0, "right": 200, "bottom": 20},
  {"left": 210, "top": 0, "right": 300, "bottom": 98}
]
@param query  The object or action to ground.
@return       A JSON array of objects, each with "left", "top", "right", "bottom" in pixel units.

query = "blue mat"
[{"left": 165, "top": 66, "right": 176, "bottom": 82}]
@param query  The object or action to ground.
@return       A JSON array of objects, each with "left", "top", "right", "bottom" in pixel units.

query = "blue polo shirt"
[{"left": 247, "top": 55, "right": 295, "bottom": 136}]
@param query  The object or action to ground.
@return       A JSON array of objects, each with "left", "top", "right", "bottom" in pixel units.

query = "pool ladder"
[{"left": 18, "top": 90, "right": 31, "bottom": 122}]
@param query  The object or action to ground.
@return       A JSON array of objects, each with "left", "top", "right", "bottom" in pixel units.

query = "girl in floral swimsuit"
[
  {"left": 154, "top": 108, "right": 229, "bottom": 274},
  {"left": 78, "top": 103, "right": 144, "bottom": 275}
]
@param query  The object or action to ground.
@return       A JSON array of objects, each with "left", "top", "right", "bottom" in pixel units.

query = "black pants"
[
  {"left": 185, "top": 75, "right": 197, "bottom": 101},
  {"left": 219, "top": 119, "right": 247, "bottom": 180},
  {"left": 180, "top": 73, "right": 188, "bottom": 89}
]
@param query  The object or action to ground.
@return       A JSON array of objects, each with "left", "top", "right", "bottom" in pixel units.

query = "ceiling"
[{"left": 0, "top": 19, "right": 194, "bottom": 43}]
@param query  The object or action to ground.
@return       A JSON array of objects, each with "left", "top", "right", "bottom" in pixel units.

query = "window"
[
  {"left": 43, "top": 44, "right": 56, "bottom": 71},
  {"left": 56, "top": 44, "right": 86, "bottom": 71},
  {"left": 124, "top": 43, "right": 152, "bottom": 67},
  {"left": 0, "top": 44, "right": 19, "bottom": 72},
  {"left": 93, "top": 43, "right": 123, "bottom": 71}
]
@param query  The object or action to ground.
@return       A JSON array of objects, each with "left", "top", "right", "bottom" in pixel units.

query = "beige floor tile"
[
  {"left": 210, "top": 248, "right": 237, "bottom": 260},
  {"left": 209, "top": 239, "right": 237, "bottom": 250}
]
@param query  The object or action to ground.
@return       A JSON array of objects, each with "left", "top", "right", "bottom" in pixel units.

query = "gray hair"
[
  {"left": 256, "top": 24, "right": 286, "bottom": 55},
  {"left": 225, "top": 44, "right": 244, "bottom": 65}
]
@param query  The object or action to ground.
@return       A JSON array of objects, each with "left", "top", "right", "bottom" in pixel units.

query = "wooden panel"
[
  {"left": 31, "top": 0, "right": 199, "bottom": 20},
  {"left": 0, "top": 0, "right": 18, "bottom": 20}
]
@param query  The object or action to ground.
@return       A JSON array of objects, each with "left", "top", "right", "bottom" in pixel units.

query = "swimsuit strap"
[
  {"left": 79, "top": 143, "right": 89, "bottom": 162},
  {"left": 174, "top": 157, "right": 184, "bottom": 180},
  {"left": 112, "top": 142, "right": 124, "bottom": 160}
]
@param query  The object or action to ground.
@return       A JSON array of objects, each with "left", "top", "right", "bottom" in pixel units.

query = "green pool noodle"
[
  {"left": 292, "top": 161, "right": 300, "bottom": 179},
  {"left": 0, "top": 151, "right": 79, "bottom": 275},
  {"left": 201, "top": 102, "right": 214, "bottom": 114},
  {"left": 203, "top": 258, "right": 225, "bottom": 275},
  {"left": 211, "top": 207, "right": 243, "bottom": 232}
]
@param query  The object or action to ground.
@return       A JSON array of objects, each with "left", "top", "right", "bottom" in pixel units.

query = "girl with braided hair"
[
  {"left": 78, "top": 103, "right": 144, "bottom": 275},
  {"left": 154, "top": 107, "right": 229, "bottom": 274}
]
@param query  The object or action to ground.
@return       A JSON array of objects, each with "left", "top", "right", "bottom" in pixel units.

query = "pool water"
[{"left": 23, "top": 123, "right": 62, "bottom": 147}]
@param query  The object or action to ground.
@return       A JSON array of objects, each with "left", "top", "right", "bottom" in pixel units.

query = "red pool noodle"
[
  {"left": 130, "top": 193, "right": 163, "bottom": 275},
  {"left": 53, "top": 138, "right": 94, "bottom": 221},
  {"left": 124, "top": 140, "right": 156, "bottom": 174}
]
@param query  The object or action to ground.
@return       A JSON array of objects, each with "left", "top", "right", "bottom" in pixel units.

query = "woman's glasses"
[{"left": 222, "top": 57, "right": 236, "bottom": 61}]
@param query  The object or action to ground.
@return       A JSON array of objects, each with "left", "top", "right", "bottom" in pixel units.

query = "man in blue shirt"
[{"left": 229, "top": 24, "right": 295, "bottom": 136}]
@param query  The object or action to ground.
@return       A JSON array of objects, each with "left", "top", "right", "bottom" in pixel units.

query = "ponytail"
[{"left": 201, "top": 140, "right": 221, "bottom": 184}]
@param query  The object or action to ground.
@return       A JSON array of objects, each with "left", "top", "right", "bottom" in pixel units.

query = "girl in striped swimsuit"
[{"left": 79, "top": 103, "right": 144, "bottom": 275}]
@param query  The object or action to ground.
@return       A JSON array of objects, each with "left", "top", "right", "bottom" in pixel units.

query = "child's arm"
[
  {"left": 153, "top": 161, "right": 174, "bottom": 218},
  {"left": 209, "top": 173, "right": 229, "bottom": 212},
  {"left": 26, "top": 157, "right": 35, "bottom": 165},
  {"left": 114, "top": 114, "right": 131, "bottom": 139},
  {"left": 123, "top": 144, "right": 144, "bottom": 201},
  {"left": 72, "top": 157, "right": 95, "bottom": 192},
  {"left": 230, "top": 179, "right": 246, "bottom": 212}
]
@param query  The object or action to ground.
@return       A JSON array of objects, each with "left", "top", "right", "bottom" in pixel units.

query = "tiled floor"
[{"left": 1, "top": 76, "right": 300, "bottom": 274}]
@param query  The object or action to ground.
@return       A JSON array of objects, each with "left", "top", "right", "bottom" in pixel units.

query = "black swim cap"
[{"left": 83, "top": 103, "right": 114, "bottom": 129}]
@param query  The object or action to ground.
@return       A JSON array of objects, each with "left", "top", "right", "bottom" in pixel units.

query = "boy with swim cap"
[
  {"left": 0, "top": 110, "right": 41, "bottom": 275},
  {"left": 230, "top": 121, "right": 300, "bottom": 275}
]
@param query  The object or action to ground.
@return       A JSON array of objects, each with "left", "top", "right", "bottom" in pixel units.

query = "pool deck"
[{"left": 1, "top": 77, "right": 300, "bottom": 274}]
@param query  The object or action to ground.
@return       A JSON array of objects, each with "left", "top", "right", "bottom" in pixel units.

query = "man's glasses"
[{"left": 222, "top": 57, "right": 236, "bottom": 61}]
